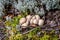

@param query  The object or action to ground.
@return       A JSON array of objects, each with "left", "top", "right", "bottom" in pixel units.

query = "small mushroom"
[
  {"left": 32, "top": 16, "right": 36, "bottom": 20},
  {"left": 21, "top": 21, "right": 28, "bottom": 28},
  {"left": 30, "top": 16, "right": 36, "bottom": 24},
  {"left": 30, "top": 18, "right": 34, "bottom": 25},
  {"left": 30, "top": 19, "right": 37, "bottom": 27},
  {"left": 33, "top": 19, "right": 38, "bottom": 25},
  {"left": 38, "top": 19, "right": 44, "bottom": 26},
  {"left": 26, "top": 15, "right": 32, "bottom": 22},
  {"left": 19, "top": 17, "right": 26, "bottom": 25},
  {"left": 21, "top": 23, "right": 28, "bottom": 27},
  {"left": 35, "top": 15, "right": 40, "bottom": 20}
]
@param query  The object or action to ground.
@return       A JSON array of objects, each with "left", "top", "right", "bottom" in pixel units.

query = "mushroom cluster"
[{"left": 19, "top": 15, "right": 44, "bottom": 28}]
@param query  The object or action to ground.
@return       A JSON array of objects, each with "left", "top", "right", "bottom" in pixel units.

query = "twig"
[{"left": 22, "top": 27, "right": 40, "bottom": 35}]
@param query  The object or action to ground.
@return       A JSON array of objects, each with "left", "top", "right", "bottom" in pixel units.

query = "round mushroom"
[
  {"left": 26, "top": 15, "right": 32, "bottom": 22},
  {"left": 30, "top": 18, "right": 33, "bottom": 25},
  {"left": 32, "top": 19, "right": 38, "bottom": 25},
  {"left": 21, "top": 22, "right": 28, "bottom": 28},
  {"left": 35, "top": 15, "right": 40, "bottom": 21},
  {"left": 38, "top": 19, "right": 44, "bottom": 26},
  {"left": 32, "top": 16, "right": 36, "bottom": 20},
  {"left": 19, "top": 17, "right": 26, "bottom": 25}
]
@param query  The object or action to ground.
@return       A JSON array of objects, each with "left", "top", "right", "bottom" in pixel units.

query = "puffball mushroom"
[
  {"left": 21, "top": 21, "right": 28, "bottom": 28},
  {"left": 30, "top": 18, "right": 34, "bottom": 25},
  {"left": 38, "top": 19, "right": 44, "bottom": 26},
  {"left": 32, "top": 16, "right": 36, "bottom": 20},
  {"left": 30, "top": 16, "right": 36, "bottom": 24},
  {"left": 35, "top": 15, "right": 40, "bottom": 20},
  {"left": 19, "top": 17, "right": 26, "bottom": 25},
  {"left": 30, "top": 19, "right": 37, "bottom": 27},
  {"left": 26, "top": 15, "right": 32, "bottom": 22},
  {"left": 21, "top": 23, "right": 28, "bottom": 27},
  {"left": 33, "top": 19, "right": 38, "bottom": 25}
]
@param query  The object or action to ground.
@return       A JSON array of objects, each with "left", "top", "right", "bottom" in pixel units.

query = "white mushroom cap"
[
  {"left": 30, "top": 15, "right": 40, "bottom": 25},
  {"left": 35, "top": 15, "right": 40, "bottom": 20},
  {"left": 30, "top": 18, "right": 33, "bottom": 25},
  {"left": 21, "top": 23, "right": 28, "bottom": 27},
  {"left": 33, "top": 19, "right": 38, "bottom": 25},
  {"left": 21, "top": 21, "right": 28, "bottom": 28},
  {"left": 26, "top": 15, "right": 32, "bottom": 22},
  {"left": 32, "top": 16, "right": 36, "bottom": 20},
  {"left": 19, "top": 17, "right": 26, "bottom": 25},
  {"left": 21, "top": 20, "right": 29, "bottom": 26},
  {"left": 38, "top": 19, "right": 44, "bottom": 26}
]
